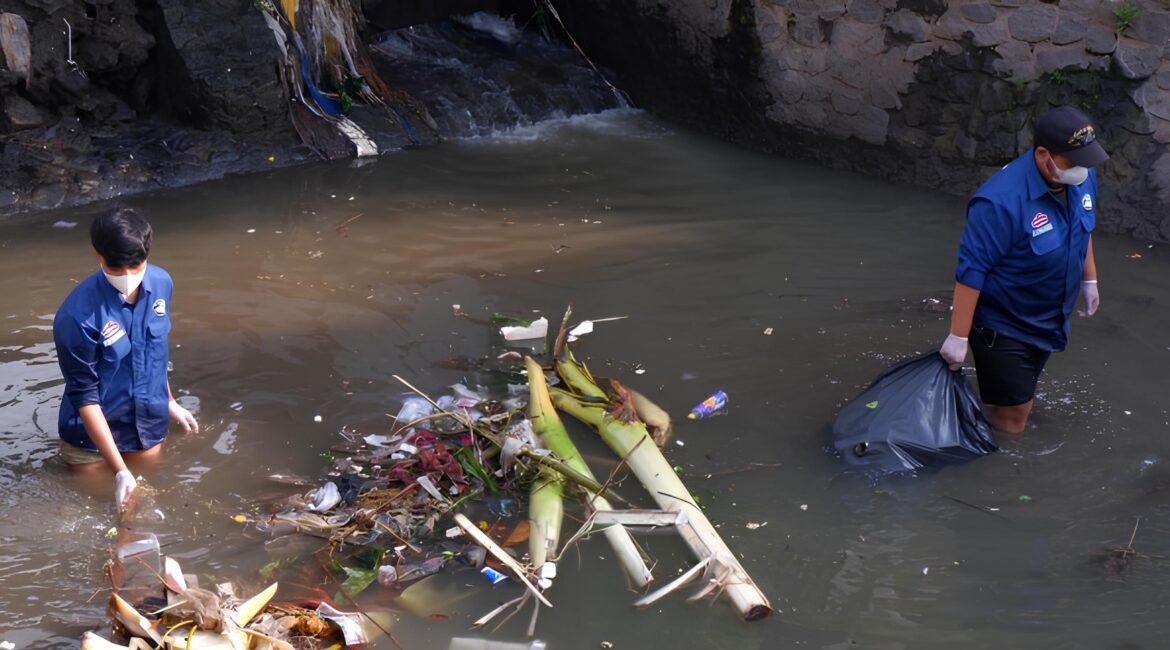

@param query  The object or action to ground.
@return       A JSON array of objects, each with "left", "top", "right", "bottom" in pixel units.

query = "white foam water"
[
  {"left": 456, "top": 107, "right": 660, "bottom": 144},
  {"left": 452, "top": 11, "right": 524, "bottom": 45}
]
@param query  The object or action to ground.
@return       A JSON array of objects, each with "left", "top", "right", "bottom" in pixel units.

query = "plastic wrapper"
[{"left": 687, "top": 390, "right": 728, "bottom": 420}]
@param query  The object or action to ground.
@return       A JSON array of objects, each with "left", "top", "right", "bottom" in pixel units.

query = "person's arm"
[
  {"left": 940, "top": 198, "right": 1010, "bottom": 369},
  {"left": 949, "top": 281, "right": 981, "bottom": 338},
  {"left": 78, "top": 404, "right": 128, "bottom": 473},
  {"left": 159, "top": 273, "right": 198, "bottom": 432},
  {"left": 54, "top": 313, "right": 136, "bottom": 509},
  {"left": 1083, "top": 236, "right": 1097, "bottom": 281},
  {"left": 1079, "top": 235, "right": 1099, "bottom": 317},
  {"left": 80, "top": 406, "right": 137, "bottom": 512},
  {"left": 167, "top": 382, "right": 199, "bottom": 432},
  {"left": 940, "top": 282, "right": 980, "bottom": 369}
]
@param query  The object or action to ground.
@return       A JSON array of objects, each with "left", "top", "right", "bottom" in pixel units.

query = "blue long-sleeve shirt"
[
  {"left": 53, "top": 265, "right": 174, "bottom": 451},
  {"left": 955, "top": 149, "right": 1096, "bottom": 352}
]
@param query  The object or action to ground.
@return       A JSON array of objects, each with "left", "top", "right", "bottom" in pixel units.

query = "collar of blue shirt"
[{"left": 1023, "top": 148, "right": 1059, "bottom": 201}]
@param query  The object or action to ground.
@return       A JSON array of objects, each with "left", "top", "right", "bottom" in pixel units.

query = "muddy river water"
[{"left": 2, "top": 110, "right": 1169, "bottom": 649}]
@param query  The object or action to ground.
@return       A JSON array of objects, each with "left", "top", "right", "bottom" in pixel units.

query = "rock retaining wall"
[
  {"left": 3, "top": 0, "right": 1168, "bottom": 237},
  {"left": 0, "top": 0, "right": 459, "bottom": 215},
  {"left": 555, "top": 0, "right": 1170, "bottom": 241},
  {"left": 0, "top": 0, "right": 304, "bottom": 213}
]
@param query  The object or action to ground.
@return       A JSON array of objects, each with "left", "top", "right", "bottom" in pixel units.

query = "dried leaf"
[
  {"left": 502, "top": 520, "right": 530, "bottom": 547},
  {"left": 290, "top": 614, "right": 338, "bottom": 638},
  {"left": 606, "top": 379, "right": 639, "bottom": 424}
]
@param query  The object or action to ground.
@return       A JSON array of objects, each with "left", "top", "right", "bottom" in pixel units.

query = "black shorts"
[{"left": 969, "top": 326, "right": 1051, "bottom": 407}]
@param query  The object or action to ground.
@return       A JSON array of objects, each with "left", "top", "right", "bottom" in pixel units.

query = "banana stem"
[
  {"left": 526, "top": 358, "right": 652, "bottom": 587},
  {"left": 552, "top": 348, "right": 772, "bottom": 621}
]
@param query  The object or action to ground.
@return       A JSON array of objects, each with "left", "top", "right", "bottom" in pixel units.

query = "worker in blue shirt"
[
  {"left": 53, "top": 208, "right": 199, "bottom": 512},
  {"left": 940, "top": 106, "right": 1106, "bottom": 434}
]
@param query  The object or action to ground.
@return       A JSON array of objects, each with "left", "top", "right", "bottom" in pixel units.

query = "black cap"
[{"left": 1034, "top": 106, "right": 1109, "bottom": 167}]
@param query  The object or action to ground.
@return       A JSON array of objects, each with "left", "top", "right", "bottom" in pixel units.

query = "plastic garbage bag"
[{"left": 830, "top": 353, "right": 996, "bottom": 471}]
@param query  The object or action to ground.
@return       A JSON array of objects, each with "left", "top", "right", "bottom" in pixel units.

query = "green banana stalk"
[
  {"left": 526, "top": 464, "right": 563, "bottom": 578},
  {"left": 551, "top": 347, "right": 772, "bottom": 621},
  {"left": 526, "top": 357, "right": 652, "bottom": 587}
]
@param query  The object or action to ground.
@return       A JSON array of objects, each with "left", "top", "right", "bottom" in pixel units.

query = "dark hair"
[{"left": 91, "top": 207, "right": 152, "bottom": 267}]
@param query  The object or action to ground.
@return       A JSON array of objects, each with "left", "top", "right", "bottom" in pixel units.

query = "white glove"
[
  {"left": 115, "top": 469, "right": 137, "bottom": 513},
  {"left": 1078, "top": 280, "right": 1099, "bottom": 317},
  {"left": 939, "top": 333, "right": 969, "bottom": 370},
  {"left": 169, "top": 400, "right": 199, "bottom": 433}
]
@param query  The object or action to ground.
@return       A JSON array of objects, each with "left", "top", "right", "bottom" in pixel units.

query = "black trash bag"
[{"left": 831, "top": 353, "right": 997, "bottom": 471}]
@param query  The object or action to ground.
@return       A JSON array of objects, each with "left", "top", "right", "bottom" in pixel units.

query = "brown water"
[{"left": 3, "top": 109, "right": 1169, "bottom": 649}]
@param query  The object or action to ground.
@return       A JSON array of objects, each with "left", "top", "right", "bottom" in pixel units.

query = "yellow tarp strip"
[{"left": 280, "top": 0, "right": 298, "bottom": 29}]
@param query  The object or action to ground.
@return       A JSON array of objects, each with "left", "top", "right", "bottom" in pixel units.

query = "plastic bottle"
[
  {"left": 117, "top": 533, "right": 160, "bottom": 574},
  {"left": 382, "top": 556, "right": 446, "bottom": 584},
  {"left": 687, "top": 390, "right": 728, "bottom": 420},
  {"left": 116, "top": 533, "right": 161, "bottom": 602}
]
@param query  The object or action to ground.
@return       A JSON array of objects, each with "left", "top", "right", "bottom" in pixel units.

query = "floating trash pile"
[
  {"left": 82, "top": 308, "right": 766, "bottom": 649},
  {"left": 82, "top": 528, "right": 383, "bottom": 650}
]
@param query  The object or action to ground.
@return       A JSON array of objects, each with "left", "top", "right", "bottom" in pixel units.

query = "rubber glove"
[
  {"left": 1078, "top": 280, "right": 1099, "bottom": 317},
  {"left": 115, "top": 469, "right": 136, "bottom": 513},
  {"left": 169, "top": 400, "right": 199, "bottom": 433},
  {"left": 939, "top": 333, "right": 969, "bottom": 371}
]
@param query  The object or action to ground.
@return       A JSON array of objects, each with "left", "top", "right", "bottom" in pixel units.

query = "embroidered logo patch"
[
  {"left": 153, "top": 298, "right": 166, "bottom": 317},
  {"left": 1082, "top": 194, "right": 1093, "bottom": 211},
  {"left": 1031, "top": 212, "right": 1053, "bottom": 237},
  {"left": 101, "top": 320, "right": 125, "bottom": 347}
]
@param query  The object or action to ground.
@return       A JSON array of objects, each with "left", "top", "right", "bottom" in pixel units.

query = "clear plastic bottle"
[
  {"left": 116, "top": 533, "right": 161, "bottom": 602},
  {"left": 379, "top": 556, "right": 446, "bottom": 585}
]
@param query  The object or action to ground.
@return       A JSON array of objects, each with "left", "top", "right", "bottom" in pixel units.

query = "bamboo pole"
[
  {"left": 552, "top": 352, "right": 772, "bottom": 621},
  {"left": 454, "top": 514, "right": 553, "bottom": 608}
]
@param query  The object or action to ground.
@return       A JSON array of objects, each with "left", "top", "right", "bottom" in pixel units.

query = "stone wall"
[
  {"left": 554, "top": 0, "right": 1170, "bottom": 241},
  {"left": 0, "top": 0, "right": 459, "bottom": 215},
  {"left": 3, "top": 0, "right": 1168, "bottom": 234},
  {"left": 0, "top": 0, "right": 300, "bottom": 213}
]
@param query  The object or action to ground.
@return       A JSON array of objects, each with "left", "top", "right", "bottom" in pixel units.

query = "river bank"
[
  {"left": 0, "top": 3, "right": 609, "bottom": 215},
  {"left": 6, "top": 1, "right": 1170, "bottom": 240}
]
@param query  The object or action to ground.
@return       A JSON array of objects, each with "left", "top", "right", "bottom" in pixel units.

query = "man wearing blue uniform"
[
  {"left": 940, "top": 106, "right": 1106, "bottom": 434},
  {"left": 54, "top": 208, "right": 198, "bottom": 512}
]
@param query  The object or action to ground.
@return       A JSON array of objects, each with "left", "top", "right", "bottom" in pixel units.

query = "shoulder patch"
[
  {"left": 152, "top": 298, "right": 166, "bottom": 317},
  {"left": 1082, "top": 194, "right": 1093, "bottom": 211}
]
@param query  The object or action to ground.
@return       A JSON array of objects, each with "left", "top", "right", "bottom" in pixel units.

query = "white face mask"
[
  {"left": 1054, "top": 162, "right": 1089, "bottom": 186},
  {"left": 103, "top": 265, "right": 146, "bottom": 297}
]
